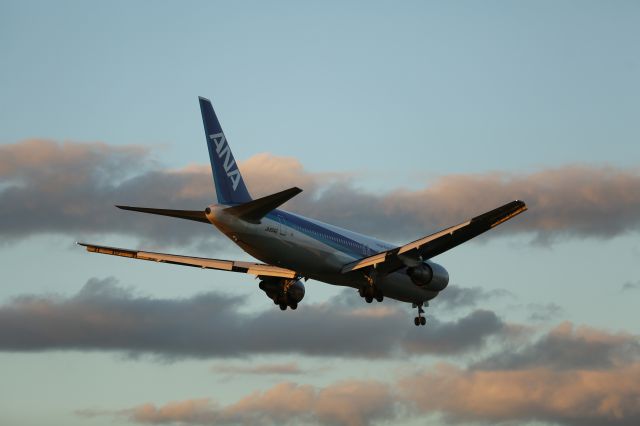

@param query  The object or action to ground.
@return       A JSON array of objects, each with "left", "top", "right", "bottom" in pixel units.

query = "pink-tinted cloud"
[
  {"left": 77, "top": 322, "right": 640, "bottom": 426},
  {"left": 399, "top": 322, "right": 640, "bottom": 425},
  {"left": 128, "top": 399, "right": 215, "bottom": 424},
  {"left": 473, "top": 321, "right": 640, "bottom": 371},
  {"left": 82, "top": 364, "right": 640, "bottom": 426},
  {"left": 0, "top": 139, "right": 207, "bottom": 246},
  {"left": 105, "top": 380, "right": 395, "bottom": 426},
  {"left": 0, "top": 139, "right": 147, "bottom": 180},
  {"left": 2, "top": 139, "right": 640, "bottom": 245},
  {"left": 290, "top": 165, "right": 640, "bottom": 243},
  {"left": 399, "top": 363, "right": 640, "bottom": 425}
]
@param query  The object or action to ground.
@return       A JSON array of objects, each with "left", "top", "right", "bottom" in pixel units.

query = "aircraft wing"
[
  {"left": 341, "top": 200, "right": 527, "bottom": 275},
  {"left": 78, "top": 242, "right": 297, "bottom": 279}
]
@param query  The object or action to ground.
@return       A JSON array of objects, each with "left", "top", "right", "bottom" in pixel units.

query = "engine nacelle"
[
  {"left": 259, "top": 278, "right": 305, "bottom": 306},
  {"left": 407, "top": 262, "right": 449, "bottom": 292}
]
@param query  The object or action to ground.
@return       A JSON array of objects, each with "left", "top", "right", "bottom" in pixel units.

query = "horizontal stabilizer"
[
  {"left": 223, "top": 187, "right": 302, "bottom": 224},
  {"left": 116, "top": 206, "right": 209, "bottom": 223}
]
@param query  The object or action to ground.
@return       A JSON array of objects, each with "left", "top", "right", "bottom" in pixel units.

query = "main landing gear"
[
  {"left": 276, "top": 299, "right": 297, "bottom": 311},
  {"left": 260, "top": 278, "right": 305, "bottom": 311},
  {"left": 413, "top": 304, "right": 427, "bottom": 326},
  {"left": 359, "top": 270, "right": 384, "bottom": 303},
  {"left": 359, "top": 285, "right": 384, "bottom": 303}
]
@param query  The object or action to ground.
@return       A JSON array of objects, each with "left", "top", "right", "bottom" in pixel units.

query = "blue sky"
[{"left": 1, "top": 1, "right": 639, "bottom": 425}]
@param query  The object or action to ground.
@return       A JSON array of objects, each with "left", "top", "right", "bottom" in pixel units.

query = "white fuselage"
[{"left": 205, "top": 204, "right": 444, "bottom": 305}]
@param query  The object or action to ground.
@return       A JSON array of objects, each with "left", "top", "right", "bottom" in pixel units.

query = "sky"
[{"left": 1, "top": 1, "right": 639, "bottom": 425}]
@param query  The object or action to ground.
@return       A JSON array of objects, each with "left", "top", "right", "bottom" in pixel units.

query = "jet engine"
[
  {"left": 259, "top": 278, "right": 305, "bottom": 310},
  {"left": 406, "top": 262, "right": 449, "bottom": 292}
]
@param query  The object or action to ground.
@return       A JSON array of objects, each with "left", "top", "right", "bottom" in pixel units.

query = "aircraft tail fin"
[
  {"left": 223, "top": 187, "right": 302, "bottom": 224},
  {"left": 199, "top": 96, "right": 252, "bottom": 205}
]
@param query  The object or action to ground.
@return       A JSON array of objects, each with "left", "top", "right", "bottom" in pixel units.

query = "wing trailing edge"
[
  {"left": 78, "top": 242, "right": 297, "bottom": 278},
  {"left": 341, "top": 200, "right": 527, "bottom": 274}
]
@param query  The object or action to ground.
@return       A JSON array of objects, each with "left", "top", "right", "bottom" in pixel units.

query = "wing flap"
[
  {"left": 79, "top": 243, "right": 297, "bottom": 279},
  {"left": 341, "top": 200, "right": 527, "bottom": 274}
]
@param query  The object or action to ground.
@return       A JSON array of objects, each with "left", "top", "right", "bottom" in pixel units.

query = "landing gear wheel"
[
  {"left": 375, "top": 293, "right": 383, "bottom": 302},
  {"left": 279, "top": 303, "right": 287, "bottom": 311},
  {"left": 365, "top": 296, "right": 373, "bottom": 303},
  {"left": 290, "top": 303, "right": 298, "bottom": 310},
  {"left": 413, "top": 304, "right": 427, "bottom": 326}
]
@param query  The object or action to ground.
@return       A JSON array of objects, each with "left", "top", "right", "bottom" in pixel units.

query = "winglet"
[{"left": 223, "top": 187, "right": 302, "bottom": 224}]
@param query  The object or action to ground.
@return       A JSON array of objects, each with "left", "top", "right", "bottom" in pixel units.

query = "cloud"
[
  {"left": 82, "top": 363, "right": 640, "bottom": 426},
  {"left": 0, "top": 278, "right": 509, "bottom": 359},
  {"left": 401, "top": 309, "right": 508, "bottom": 355},
  {"left": 0, "top": 139, "right": 215, "bottom": 246},
  {"left": 3, "top": 139, "right": 640, "bottom": 246},
  {"left": 473, "top": 321, "right": 640, "bottom": 371},
  {"left": 400, "top": 363, "right": 640, "bottom": 426},
  {"left": 288, "top": 165, "right": 640, "bottom": 243},
  {"left": 433, "top": 285, "right": 513, "bottom": 311},
  {"left": 526, "top": 302, "right": 564, "bottom": 321},
  {"left": 78, "top": 399, "right": 217, "bottom": 425},
  {"left": 80, "top": 380, "right": 397, "bottom": 426},
  {"left": 621, "top": 281, "right": 640, "bottom": 292},
  {"left": 80, "top": 322, "right": 640, "bottom": 426},
  {"left": 400, "top": 325, "right": 640, "bottom": 425},
  {"left": 212, "top": 362, "right": 307, "bottom": 376}
]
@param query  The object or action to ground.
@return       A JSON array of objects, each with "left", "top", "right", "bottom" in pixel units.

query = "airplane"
[{"left": 79, "top": 97, "right": 527, "bottom": 326}]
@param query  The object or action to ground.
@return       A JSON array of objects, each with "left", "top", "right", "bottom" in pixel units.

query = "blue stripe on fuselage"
[{"left": 265, "top": 209, "right": 371, "bottom": 259}]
